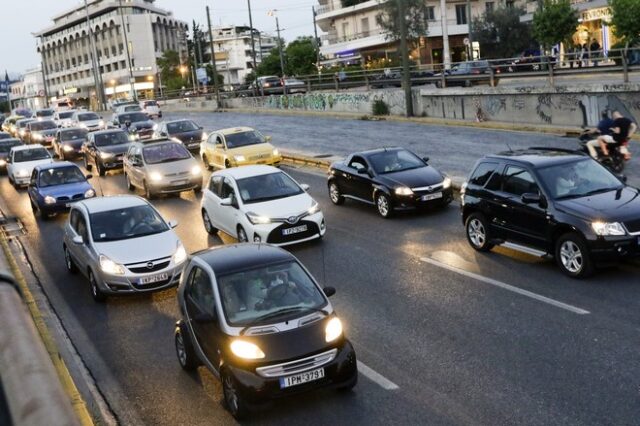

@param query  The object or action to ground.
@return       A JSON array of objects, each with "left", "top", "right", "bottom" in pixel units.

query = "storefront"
[{"left": 571, "top": 0, "right": 618, "bottom": 54}]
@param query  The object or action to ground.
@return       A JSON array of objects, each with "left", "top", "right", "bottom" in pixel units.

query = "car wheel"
[
  {"left": 555, "top": 232, "right": 594, "bottom": 278},
  {"left": 465, "top": 213, "right": 494, "bottom": 252},
  {"left": 97, "top": 161, "right": 106, "bottom": 177},
  {"left": 225, "top": 159, "right": 231, "bottom": 169},
  {"left": 202, "top": 209, "right": 218, "bottom": 235},
  {"left": 237, "top": 225, "right": 248, "bottom": 243},
  {"left": 222, "top": 370, "right": 248, "bottom": 420},
  {"left": 63, "top": 245, "right": 78, "bottom": 274},
  {"left": 143, "top": 181, "right": 154, "bottom": 200},
  {"left": 84, "top": 155, "right": 92, "bottom": 171},
  {"left": 202, "top": 154, "right": 213, "bottom": 171},
  {"left": 375, "top": 193, "right": 393, "bottom": 218},
  {"left": 175, "top": 324, "right": 198, "bottom": 371},
  {"left": 89, "top": 270, "right": 106, "bottom": 303},
  {"left": 328, "top": 181, "right": 345, "bottom": 205},
  {"left": 125, "top": 173, "right": 134, "bottom": 191}
]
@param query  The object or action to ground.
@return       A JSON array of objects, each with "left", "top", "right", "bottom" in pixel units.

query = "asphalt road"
[{"left": 2, "top": 143, "right": 640, "bottom": 425}]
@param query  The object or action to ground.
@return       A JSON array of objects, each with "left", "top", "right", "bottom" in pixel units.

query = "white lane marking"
[
  {"left": 357, "top": 361, "right": 399, "bottom": 390},
  {"left": 420, "top": 257, "right": 590, "bottom": 315}
]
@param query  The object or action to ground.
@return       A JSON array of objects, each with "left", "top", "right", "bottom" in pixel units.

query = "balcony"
[
  {"left": 316, "top": 0, "right": 387, "bottom": 22},
  {"left": 320, "top": 28, "right": 390, "bottom": 56}
]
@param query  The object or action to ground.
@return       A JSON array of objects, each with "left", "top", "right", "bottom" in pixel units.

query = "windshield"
[
  {"left": 0, "top": 133, "right": 12, "bottom": 140},
  {"left": 60, "top": 129, "right": 88, "bottom": 141},
  {"left": 59, "top": 111, "right": 75, "bottom": 119},
  {"left": 30, "top": 121, "right": 57, "bottom": 131},
  {"left": 36, "top": 109, "right": 54, "bottom": 117},
  {"left": 0, "top": 140, "right": 20, "bottom": 153},
  {"left": 38, "top": 166, "right": 86, "bottom": 187},
  {"left": 90, "top": 205, "right": 168, "bottom": 242},
  {"left": 13, "top": 148, "right": 50, "bottom": 162},
  {"left": 123, "top": 106, "right": 141, "bottom": 112},
  {"left": 217, "top": 261, "right": 326, "bottom": 327},
  {"left": 78, "top": 113, "right": 99, "bottom": 122},
  {"left": 167, "top": 120, "right": 199, "bottom": 133},
  {"left": 18, "top": 120, "right": 34, "bottom": 129},
  {"left": 225, "top": 131, "right": 265, "bottom": 149},
  {"left": 368, "top": 149, "right": 425, "bottom": 174},
  {"left": 537, "top": 158, "right": 624, "bottom": 200},
  {"left": 119, "top": 112, "right": 148, "bottom": 123},
  {"left": 237, "top": 172, "right": 303, "bottom": 204},
  {"left": 143, "top": 142, "right": 191, "bottom": 164},
  {"left": 143, "top": 101, "right": 158, "bottom": 107},
  {"left": 94, "top": 131, "right": 129, "bottom": 147}
]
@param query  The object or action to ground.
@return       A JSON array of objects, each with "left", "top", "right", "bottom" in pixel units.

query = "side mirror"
[
  {"left": 521, "top": 192, "right": 542, "bottom": 204},
  {"left": 198, "top": 126, "right": 204, "bottom": 130},
  {"left": 423, "top": 156, "right": 430, "bottom": 163},
  {"left": 85, "top": 174, "right": 93, "bottom": 180},
  {"left": 167, "top": 219, "right": 178, "bottom": 229},
  {"left": 72, "top": 235, "right": 84, "bottom": 245},
  {"left": 220, "top": 197, "right": 232, "bottom": 207},
  {"left": 323, "top": 286, "right": 336, "bottom": 298},
  {"left": 193, "top": 311, "right": 217, "bottom": 324},
  {"left": 300, "top": 183, "right": 310, "bottom": 191}
]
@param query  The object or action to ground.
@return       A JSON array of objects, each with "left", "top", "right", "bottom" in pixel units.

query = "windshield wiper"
[{"left": 240, "top": 306, "right": 328, "bottom": 335}]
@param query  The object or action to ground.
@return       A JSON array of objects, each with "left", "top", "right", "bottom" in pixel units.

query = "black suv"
[{"left": 461, "top": 149, "right": 640, "bottom": 278}]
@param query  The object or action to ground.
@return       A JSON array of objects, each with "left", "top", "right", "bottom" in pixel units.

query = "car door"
[
  {"left": 345, "top": 155, "right": 374, "bottom": 202},
  {"left": 27, "top": 170, "right": 39, "bottom": 206},
  {"left": 203, "top": 175, "right": 223, "bottom": 228},
  {"left": 203, "top": 133, "right": 217, "bottom": 165},
  {"left": 184, "top": 265, "right": 222, "bottom": 370},
  {"left": 66, "top": 210, "right": 91, "bottom": 273},
  {"left": 214, "top": 135, "right": 226, "bottom": 168},
  {"left": 218, "top": 177, "right": 241, "bottom": 236}
]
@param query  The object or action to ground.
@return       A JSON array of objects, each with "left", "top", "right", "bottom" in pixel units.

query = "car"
[
  {"left": 53, "top": 127, "right": 88, "bottom": 160},
  {"left": 0, "top": 131, "right": 13, "bottom": 140},
  {"left": 201, "top": 165, "right": 325, "bottom": 245},
  {"left": 114, "top": 104, "right": 143, "bottom": 114},
  {"left": 27, "top": 162, "right": 96, "bottom": 219},
  {"left": 71, "top": 111, "right": 105, "bottom": 132},
  {"left": 328, "top": 147, "right": 453, "bottom": 218},
  {"left": 435, "top": 60, "right": 498, "bottom": 88},
  {"left": 201, "top": 127, "right": 282, "bottom": 170},
  {"left": 123, "top": 139, "right": 202, "bottom": 198},
  {"left": 251, "top": 76, "right": 283, "bottom": 95},
  {"left": 0, "top": 138, "right": 22, "bottom": 174},
  {"left": 283, "top": 78, "right": 307, "bottom": 94},
  {"left": 15, "top": 118, "right": 36, "bottom": 140},
  {"left": 174, "top": 243, "right": 357, "bottom": 419},
  {"left": 12, "top": 108, "right": 33, "bottom": 118},
  {"left": 6, "top": 144, "right": 53, "bottom": 187},
  {"left": 82, "top": 129, "right": 131, "bottom": 176},
  {"left": 111, "top": 112, "right": 155, "bottom": 140},
  {"left": 109, "top": 99, "right": 137, "bottom": 112},
  {"left": 154, "top": 119, "right": 205, "bottom": 152},
  {"left": 2, "top": 115, "right": 24, "bottom": 134},
  {"left": 25, "top": 120, "right": 58, "bottom": 146},
  {"left": 53, "top": 110, "right": 77, "bottom": 128},
  {"left": 460, "top": 148, "right": 640, "bottom": 278},
  {"left": 62, "top": 195, "right": 187, "bottom": 302},
  {"left": 33, "top": 108, "right": 55, "bottom": 121},
  {"left": 139, "top": 100, "right": 162, "bottom": 118}
]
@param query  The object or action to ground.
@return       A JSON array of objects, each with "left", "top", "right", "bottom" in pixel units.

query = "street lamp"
[
  {"left": 267, "top": 9, "right": 287, "bottom": 94},
  {"left": 179, "top": 65, "right": 187, "bottom": 79}
]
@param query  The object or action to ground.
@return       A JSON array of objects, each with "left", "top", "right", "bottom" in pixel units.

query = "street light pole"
[
  {"left": 268, "top": 10, "right": 287, "bottom": 94},
  {"left": 84, "top": 0, "right": 106, "bottom": 110},
  {"left": 118, "top": 0, "right": 137, "bottom": 101},
  {"left": 247, "top": 0, "right": 259, "bottom": 89},
  {"left": 440, "top": 0, "right": 451, "bottom": 69},
  {"left": 312, "top": 6, "right": 321, "bottom": 81},
  {"left": 206, "top": 6, "right": 221, "bottom": 106},
  {"left": 398, "top": 0, "right": 413, "bottom": 117}
]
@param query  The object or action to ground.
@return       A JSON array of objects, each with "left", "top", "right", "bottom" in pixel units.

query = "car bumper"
[
  {"left": 13, "top": 176, "right": 31, "bottom": 186},
  {"left": 251, "top": 213, "right": 326, "bottom": 246},
  {"left": 96, "top": 262, "right": 185, "bottom": 295},
  {"left": 100, "top": 158, "right": 125, "bottom": 170},
  {"left": 393, "top": 187, "right": 454, "bottom": 211},
  {"left": 227, "top": 339, "right": 357, "bottom": 407},
  {"left": 39, "top": 197, "right": 93, "bottom": 214},
  {"left": 232, "top": 156, "right": 282, "bottom": 168},
  {"left": 588, "top": 235, "right": 640, "bottom": 263},
  {"left": 149, "top": 177, "right": 203, "bottom": 194}
]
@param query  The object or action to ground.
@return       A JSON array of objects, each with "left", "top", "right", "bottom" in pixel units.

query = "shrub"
[{"left": 372, "top": 99, "right": 390, "bottom": 116}]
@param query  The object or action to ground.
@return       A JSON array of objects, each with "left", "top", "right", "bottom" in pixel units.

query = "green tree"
[
  {"left": 255, "top": 46, "right": 285, "bottom": 77},
  {"left": 532, "top": 0, "right": 578, "bottom": 50},
  {"left": 609, "top": 0, "right": 640, "bottom": 49},
  {"left": 156, "top": 49, "right": 188, "bottom": 91},
  {"left": 376, "top": 0, "right": 429, "bottom": 41},
  {"left": 472, "top": 7, "right": 533, "bottom": 58},
  {"left": 285, "top": 37, "right": 317, "bottom": 76}
]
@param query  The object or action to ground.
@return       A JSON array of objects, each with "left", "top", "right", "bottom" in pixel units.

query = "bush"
[{"left": 372, "top": 99, "right": 390, "bottom": 116}]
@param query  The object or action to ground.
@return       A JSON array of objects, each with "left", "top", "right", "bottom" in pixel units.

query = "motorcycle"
[{"left": 578, "top": 129, "right": 630, "bottom": 174}]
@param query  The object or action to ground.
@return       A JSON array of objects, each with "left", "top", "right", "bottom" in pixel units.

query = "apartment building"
[
  {"left": 8, "top": 68, "right": 47, "bottom": 111},
  {"left": 34, "top": 0, "right": 188, "bottom": 105}
]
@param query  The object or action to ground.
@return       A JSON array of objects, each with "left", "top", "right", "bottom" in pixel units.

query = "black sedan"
[
  {"left": 53, "top": 127, "right": 88, "bottom": 160},
  {"left": 112, "top": 112, "right": 155, "bottom": 140},
  {"left": 174, "top": 244, "right": 357, "bottom": 419},
  {"left": 82, "top": 129, "right": 131, "bottom": 176},
  {"left": 154, "top": 119, "right": 205, "bottom": 152},
  {"left": 328, "top": 147, "right": 453, "bottom": 218}
]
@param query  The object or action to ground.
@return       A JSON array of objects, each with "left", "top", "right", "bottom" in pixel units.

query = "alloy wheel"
[
  {"left": 329, "top": 184, "right": 340, "bottom": 203},
  {"left": 376, "top": 194, "right": 390, "bottom": 217},
  {"left": 560, "top": 241, "right": 583, "bottom": 274},
  {"left": 237, "top": 226, "right": 248, "bottom": 243},
  {"left": 223, "top": 374, "right": 239, "bottom": 414},
  {"left": 175, "top": 333, "right": 187, "bottom": 367},
  {"left": 468, "top": 218, "right": 486, "bottom": 248}
]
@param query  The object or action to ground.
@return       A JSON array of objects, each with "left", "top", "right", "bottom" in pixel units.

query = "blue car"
[{"left": 28, "top": 162, "right": 96, "bottom": 219}]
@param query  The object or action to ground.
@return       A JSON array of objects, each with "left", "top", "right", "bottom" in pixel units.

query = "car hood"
[
  {"left": 38, "top": 181, "right": 93, "bottom": 198},
  {"left": 94, "top": 231, "right": 179, "bottom": 265},
  {"left": 376, "top": 166, "right": 444, "bottom": 189},
  {"left": 131, "top": 121, "right": 154, "bottom": 130},
  {"left": 555, "top": 187, "right": 640, "bottom": 223},
  {"left": 33, "top": 129, "right": 57, "bottom": 137},
  {"left": 171, "top": 130, "right": 204, "bottom": 142},
  {"left": 243, "top": 193, "right": 315, "bottom": 218},
  {"left": 61, "top": 139, "right": 85, "bottom": 148},
  {"left": 97, "top": 143, "right": 130, "bottom": 155},
  {"left": 146, "top": 157, "right": 199, "bottom": 175},
  {"left": 81, "top": 119, "right": 102, "bottom": 126},
  {"left": 228, "top": 143, "right": 275, "bottom": 157},
  {"left": 13, "top": 158, "right": 54, "bottom": 172}
]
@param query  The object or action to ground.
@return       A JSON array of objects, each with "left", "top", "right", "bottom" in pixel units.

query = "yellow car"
[
  {"left": 200, "top": 126, "right": 282, "bottom": 169},
  {"left": 2, "top": 115, "right": 24, "bottom": 135}
]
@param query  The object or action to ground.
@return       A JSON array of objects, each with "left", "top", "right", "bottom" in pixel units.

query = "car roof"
[
  {"left": 484, "top": 149, "right": 587, "bottom": 167},
  {"left": 164, "top": 119, "right": 194, "bottom": 124},
  {"left": 133, "top": 137, "right": 174, "bottom": 146},
  {"left": 91, "top": 129, "right": 126, "bottom": 136},
  {"left": 217, "top": 126, "right": 255, "bottom": 135},
  {"left": 11, "top": 144, "right": 46, "bottom": 151},
  {"left": 352, "top": 146, "right": 407, "bottom": 157},
  {"left": 59, "top": 127, "right": 87, "bottom": 132},
  {"left": 193, "top": 243, "right": 295, "bottom": 276},
  {"left": 218, "top": 165, "right": 280, "bottom": 179},
  {"left": 78, "top": 195, "right": 148, "bottom": 214},
  {"left": 34, "top": 161, "right": 78, "bottom": 171}
]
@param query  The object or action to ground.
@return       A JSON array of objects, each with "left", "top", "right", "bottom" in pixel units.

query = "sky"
[{"left": 0, "top": 0, "right": 318, "bottom": 76}]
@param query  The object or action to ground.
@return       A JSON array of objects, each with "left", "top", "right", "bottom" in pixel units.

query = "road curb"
[{"left": 0, "top": 234, "right": 94, "bottom": 426}]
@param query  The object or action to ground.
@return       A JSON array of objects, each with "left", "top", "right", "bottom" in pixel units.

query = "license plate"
[
  {"left": 282, "top": 225, "right": 307, "bottom": 236},
  {"left": 279, "top": 368, "right": 324, "bottom": 389},
  {"left": 421, "top": 192, "right": 443, "bottom": 201},
  {"left": 65, "top": 203, "right": 71, "bottom": 207},
  {"left": 172, "top": 180, "right": 188, "bottom": 186},
  {"left": 139, "top": 273, "right": 168, "bottom": 285}
]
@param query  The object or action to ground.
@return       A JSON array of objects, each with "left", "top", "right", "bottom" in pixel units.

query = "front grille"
[
  {"left": 256, "top": 349, "right": 337, "bottom": 378},
  {"left": 126, "top": 256, "right": 171, "bottom": 273},
  {"left": 267, "top": 220, "right": 319, "bottom": 244},
  {"left": 624, "top": 219, "right": 640, "bottom": 234},
  {"left": 165, "top": 171, "right": 190, "bottom": 178},
  {"left": 56, "top": 194, "right": 84, "bottom": 202},
  {"left": 249, "top": 153, "right": 270, "bottom": 161},
  {"left": 412, "top": 182, "right": 444, "bottom": 194}
]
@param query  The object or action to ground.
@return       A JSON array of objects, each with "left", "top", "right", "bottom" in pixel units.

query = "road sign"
[{"left": 463, "top": 38, "right": 470, "bottom": 46}]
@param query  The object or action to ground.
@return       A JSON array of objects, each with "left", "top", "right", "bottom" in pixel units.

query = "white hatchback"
[
  {"left": 7, "top": 144, "right": 54, "bottom": 187},
  {"left": 201, "top": 165, "right": 325, "bottom": 246}
]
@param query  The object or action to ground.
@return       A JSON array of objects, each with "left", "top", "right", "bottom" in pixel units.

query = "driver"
[
  {"left": 122, "top": 207, "right": 153, "bottom": 235},
  {"left": 554, "top": 165, "right": 578, "bottom": 197}
]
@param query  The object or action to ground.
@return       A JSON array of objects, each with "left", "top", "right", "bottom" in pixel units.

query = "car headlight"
[
  {"left": 129, "top": 134, "right": 139, "bottom": 141},
  {"left": 191, "top": 165, "right": 202, "bottom": 176},
  {"left": 84, "top": 188, "right": 96, "bottom": 198},
  {"left": 99, "top": 254, "right": 126, "bottom": 275},
  {"left": 325, "top": 317, "right": 343, "bottom": 343},
  {"left": 99, "top": 151, "right": 114, "bottom": 160},
  {"left": 307, "top": 201, "right": 320, "bottom": 215},
  {"left": 230, "top": 339, "right": 265, "bottom": 360},
  {"left": 44, "top": 195, "right": 56, "bottom": 205},
  {"left": 153, "top": 124, "right": 158, "bottom": 131},
  {"left": 99, "top": 120, "right": 105, "bottom": 127},
  {"left": 201, "top": 132, "right": 208, "bottom": 141},
  {"left": 173, "top": 242, "right": 187, "bottom": 264},
  {"left": 442, "top": 177, "right": 452, "bottom": 189},
  {"left": 33, "top": 133, "right": 43, "bottom": 141},
  {"left": 0, "top": 159, "right": 6, "bottom": 166},
  {"left": 63, "top": 144, "right": 74, "bottom": 152},
  {"left": 591, "top": 221, "right": 626, "bottom": 236},
  {"left": 19, "top": 129, "right": 26, "bottom": 136},
  {"left": 16, "top": 169, "right": 29, "bottom": 177},
  {"left": 246, "top": 211, "right": 271, "bottom": 225},
  {"left": 149, "top": 171, "right": 163, "bottom": 182},
  {"left": 79, "top": 123, "right": 88, "bottom": 129},
  {"left": 395, "top": 187, "right": 413, "bottom": 196},
  {"left": 233, "top": 155, "right": 246, "bottom": 162},
  {"left": 272, "top": 148, "right": 280, "bottom": 157}
]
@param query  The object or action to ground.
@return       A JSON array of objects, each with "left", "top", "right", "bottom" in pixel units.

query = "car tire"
[
  {"left": 63, "top": 245, "right": 78, "bottom": 274},
  {"left": 202, "top": 209, "right": 218, "bottom": 235},
  {"left": 328, "top": 181, "right": 345, "bottom": 205},
  {"left": 237, "top": 225, "right": 248, "bottom": 243},
  {"left": 84, "top": 155, "right": 92, "bottom": 171},
  {"left": 375, "top": 193, "right": 393, "bottom": 218},
  {"left": 222, "top": 370, "right": 248, "bottom": 420},
  {"left": 555, "top": 232, "right": 594, "bottom": 278},
  {"left": 125, "top": 173, "right": 134, "bottom": 191},
  {"left": 465, "top": 212, "right": 494, "bottom": 252},
  {"left": 175, "top": 324, "right": 198, "bottom": 371},
  {"left": 337, "top": 373, "right": 358, "bottom": 392},
  {"left": 202, "top": 154, "right": 213, "bottom": 171},
  {"left": 143, "top": 181, "right": 154, "bottom": 200},
  {"left": 89, "top": 270, "right": 106, "bottom": 303}
]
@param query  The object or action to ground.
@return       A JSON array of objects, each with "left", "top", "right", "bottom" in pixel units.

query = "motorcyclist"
[
  {"left": 585, "top": 110, "right": 614, "bottom": 159},
  {"left": 598, "top": 110, "right": 636, "bottom": 159}
]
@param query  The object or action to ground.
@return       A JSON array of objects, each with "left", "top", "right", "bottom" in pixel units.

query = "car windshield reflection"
[
  {"left": 90, "top": 205, "right": 168, "bottom": 242},
  {"left": 236, "top": 172, "right": 303, "bottom": 204},
  {"left": 537, "top": 158, "right": 623, "bottom": 200}
]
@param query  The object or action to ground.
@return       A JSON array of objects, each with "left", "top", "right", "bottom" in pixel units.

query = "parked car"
[
  {"left": 174, "top": 243, "right": 357, "bottom": 419},
  {"left": 53, "top": 110, "right": 77, "bottom": 128},
  {"left": 28, "top": 162, "right": 95, "bottom": 219},
  {"left": 53, "top": 127, "right": 88, "bottom": 160},
  {"left": 62, "top": 195, "right": 187, "bottom": 302},
  {"left": 460, "top": 148, "right": 640, "bottom": 278},
  {"left": 123, "top": 139, "right": 202, "bottom": 198},
  {"left": 0, "top": 138, "right": 22, "bottom": 174},
  {"left": 435, "top": 60, "right": 498, "bottom": 88},
  {"left": 33, "top": 108, "right": 55, "bottom": 120},
  {"left": 72, "top": 111, "right": 105, "bottom": 132},
  {"left": 25, "top": 119, "right": 58, "bottom": 146},
  {"left": 111, "top": 112, "right": 155, "bottom": 140},
  {"left": 6, "top": 144, "right": 53, "bottom": 187},
  {"left": 154, "top": 119, "right": 205, "bottom": 152},
  {"left": 139, "top": 100, "right": 162, "bottom": 118},
  {"left": 201, "top": 127, "right": 281, "bottom": 170},
  {"left": 82, "top": 129, "right": 131, "bottom": 176}
]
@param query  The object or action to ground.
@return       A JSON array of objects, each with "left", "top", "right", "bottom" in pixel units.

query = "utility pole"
[
  {"left": 84, "top": 0, "right": 106, "bottom": 110},
  {"left": 118, "top": 0, "right": 137, "bottom": 101},
  {"left": 206, "top": 6, "right": 221, "bottom": 106},
  {"left": 466, "top": 0, "right": 473, "bottom": 60},
  {"left": 247, "top": 0, "right": 259, "bottom": 89},
  {"left": 398, "top": 0, "right": 413, "bottom": 117},
  {"left": 37, "top": 37, "right": 51, "bottom": 107},
  {"left": 274, "top": 15, "right": 287, "bottom": 94},
  {"left": 312, "top": 6, "right": 321, "bottom": 81},
  {"left": 440, "top": 0, "right": 451, "bottom": 69}
]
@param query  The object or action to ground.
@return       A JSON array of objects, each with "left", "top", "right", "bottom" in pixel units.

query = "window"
[
  {"left": 469, "top": 162, "right": 499, "bottom": 186},
  {"left": 485, "top": 2, "right": 494, "bottom": 13},
  {"left": 361, "top": 17, "right": 370, "bottom": 37},
  {"left": 76, "top": 216, "right": 89, "bottom": 242},
  {"left": 426, "top": 6, "right": 435, "bottom": 21},
  {"left": 220, "top": 178, "right": 235, "bottom": 200},
  {"left": 341, "top": 22, "right": 349, "bottom": 40},
  {"left": 455, "top": 4, "right": 467, "bottom": 25},
  {"left": 70, "top": 209, "right": 81, "bottom": 231},
  {"left": 348, "top": 155, "right": 367, "bottom": 171},
  {"left": 502, "top": 166, "right": 539, "bottom": 196},
  {"left": 506, "top": 0, "right": 515, "bottom": 8},
  {"left": 209, "top": 176, "right": 223, "bottom": 196},
  {"left": 187, "top": 267, "right": 215, "bottom": 315}
]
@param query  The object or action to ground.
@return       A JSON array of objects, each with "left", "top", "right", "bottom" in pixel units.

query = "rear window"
[
  {"left": 143, "top": 101, "right": 158, "bottom": 107},
  {"left": 60, "top": 129, "right": 88, "bottom": 141},
  {"left": 78, "top": 113, "right": 99, "bottom": 121},
  {"left": 30, "top": 121, "right": 57, "bottom": 131},
  {"left": 469, "top": 162, "right": 499, "bottom": 186},
  {"left": 36, "top": 109, "right": 55, "bottom": 117}
]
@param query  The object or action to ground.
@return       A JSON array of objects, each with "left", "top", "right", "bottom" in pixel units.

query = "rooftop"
[
  {"left": 80, "top": 195, "right": 148, "bottom": 213},
  {"left": 194, "top": 243, "right": 294, "bottom": 277}
]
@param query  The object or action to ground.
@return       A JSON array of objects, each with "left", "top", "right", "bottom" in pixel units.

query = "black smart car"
[
  {"left": 154, "top": 119, "right": 205, "bottom": 152},
  {"left": 328, "top": 147, "right": 453, "bottom": 218},
  {"left": 174, "top": 244, "right": 357, "bottom": 419},
  {"left": 82, "top": 129, "right": 132, "bottom": 176},
  {"left": 461, "top": 148, "right": 640, "bottom": 278}
]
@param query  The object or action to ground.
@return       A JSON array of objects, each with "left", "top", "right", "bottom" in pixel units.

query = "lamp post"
[
  {"left": 267, "top": 9, "right": 287, "bottom": 94},
  {"left": 83, "top": 0, "right": 106, "bottom": 110},
  {"left": 118, "top": 0, "right": 137, "bottom": 101}
]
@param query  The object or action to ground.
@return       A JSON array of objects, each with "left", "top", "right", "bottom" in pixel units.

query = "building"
[
  {"left": 34, "top": 0, "right": 188, "bottom": 108},
  {"left": 205, "top": 25, "right": 277, "bottom": 85},
  {"left": 316, "top": 0, "right": 526, "bottom": 67},
  {"left": 8, "top": 68, "right": 47, "bottom": 111}
]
